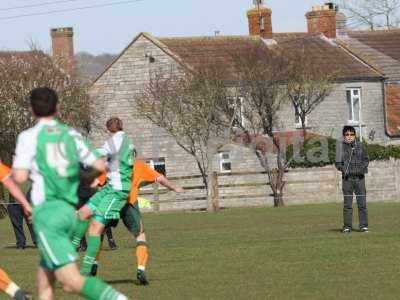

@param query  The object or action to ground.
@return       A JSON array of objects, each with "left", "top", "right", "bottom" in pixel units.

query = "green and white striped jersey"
[
  {"left": 98, "top": 131, "right": 134, "bottom": 191},
  {"left": 13, "top": 119, "right": 100, "bottom": 207}
]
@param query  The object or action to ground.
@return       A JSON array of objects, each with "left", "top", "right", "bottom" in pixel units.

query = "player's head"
[
  {"left": 106, "top": 117, "right": 123, "bottom": 133},
  {"left": 28, "top": 87, "right": 58, "bottom": 117}
]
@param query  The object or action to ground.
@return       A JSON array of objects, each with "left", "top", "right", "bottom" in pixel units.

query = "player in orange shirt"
[
  {"left": 0, "top": 161, "right": 32, "bottom": 300},
  {"left": 123, "top": 160, "right": 183, "bottom": 285},
  {"left": 92, "top": 160, "right": 183, "bottom": 285}
]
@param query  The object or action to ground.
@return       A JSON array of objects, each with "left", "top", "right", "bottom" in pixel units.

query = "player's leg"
[
  {"left": 37, "top": 266, "right": 55, "bottom": 300},
  {"left": 0, "top": 268, "right": 31, "bottom": 300},
  {"left": 80, "top": 219, "right": 105, "bottom": 276},
  {"left": 72, "top": 205, "right": 93, "bottom": 248},
  {"left": 55, "top": 263, "right": 128, "bottom": 300},
  {"left": 105, "top": 227, "right": 118, "bottom": 250},
  {"left": 72, "top": 188, "right": 106, "bottom": 248},
  {"left": 121, "top": 203, "right": 149, "bottom": 285}
]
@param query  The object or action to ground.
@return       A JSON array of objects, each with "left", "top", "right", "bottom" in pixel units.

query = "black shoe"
[
  {"left": 108, "top": 239, "right": 117, "bottom": 250},
  {"left": 90, "top": 262, "right": 98, "bottom": 276},
  {"left": 137, "top": 269, "right": 149, "bottom": 285},
  {"left": 342, "top": 227, "right": 351, "bottom": 233},
  {"left": 360, "top": 227, "right": 369, "bottom": 233},
  {"left": 17, "top": 245, "right": 26, "bottom": 250}
]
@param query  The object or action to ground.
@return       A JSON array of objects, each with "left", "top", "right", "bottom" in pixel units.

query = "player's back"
[{"left": 14, "top": 119, "right": 98, "bottom": 207}]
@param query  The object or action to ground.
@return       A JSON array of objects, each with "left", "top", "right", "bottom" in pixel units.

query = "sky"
[{"left": 1, "top": 0, "right": 326, "bottom": 55}]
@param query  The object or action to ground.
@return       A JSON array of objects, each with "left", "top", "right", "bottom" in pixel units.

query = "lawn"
[{"left": 1, "top": 203, "right": 400, "bottom": 300}]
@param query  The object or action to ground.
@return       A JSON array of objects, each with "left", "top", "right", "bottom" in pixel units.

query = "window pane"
[
  {"left": 346, "top": 90, "right": 353, "bottom": 121},
  {"left": 353, "top": 89, "right": 359, "bottom": 96},
  {"left": 353, "top": 98, "right": 360, "bottom": 122},
  {"left": 222, "top": 162, "right": 231, "bottom": 171}
]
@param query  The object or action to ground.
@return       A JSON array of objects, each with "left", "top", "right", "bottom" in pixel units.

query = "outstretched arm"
[{"left": 156, "top": 176, "right": 184, "bottom": 193}]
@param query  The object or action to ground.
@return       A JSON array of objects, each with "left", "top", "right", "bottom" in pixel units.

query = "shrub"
[{"left": 286, "top": 138, "right": 400, "bottom": 169}]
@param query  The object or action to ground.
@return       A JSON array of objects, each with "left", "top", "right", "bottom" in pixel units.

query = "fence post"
[
  {"left": 211, "top": 171, "right": 220, "bottom": 212},
  {"left": 393, "top": 159, "right": 400, "bottom": 201},
  {"left": 153, "top": 182, "right": 160, "bottom": 212}
]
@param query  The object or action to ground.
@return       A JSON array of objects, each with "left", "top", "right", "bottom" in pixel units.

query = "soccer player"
[
  {"left": 93, "top": 160, "right": 184, "bottom": 284},
  {"left": 73, "top": 117, "right": 135, "bottom": 276},
  {"left": 12, "top": 87, "right": 128, "bottom": 300},
  {"left": 0, "top": 162, "right": 32, "bottom": 300}
]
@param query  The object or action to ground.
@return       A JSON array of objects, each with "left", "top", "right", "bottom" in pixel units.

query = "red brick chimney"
[
  {"left": 50, "top": 27, "right": 74, "bottom": 76},
  {"left": 306, "top": 3, "right": 337, "bottom": 38},
  {"left": 247, "top": 5, "right": 273, "bottom": 39}
]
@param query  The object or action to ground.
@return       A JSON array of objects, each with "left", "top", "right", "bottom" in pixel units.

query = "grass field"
[{"left": 2, "top": 203, "right": 400, "bottom": 300}]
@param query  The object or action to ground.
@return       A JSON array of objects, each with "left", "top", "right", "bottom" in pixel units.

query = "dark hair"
[
  {"left": 106, "top": 117, "right": 123, "bottom": 133},
  {"left": 29, "top": 87, "right": 58, "bottom": 117},
  {"left": 342, "top": 125, "right": 356, "bottom": 136}
]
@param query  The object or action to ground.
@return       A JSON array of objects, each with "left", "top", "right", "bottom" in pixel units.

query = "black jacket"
[{"left": 335, "top": 140, "right": 369, "bottom": 177}]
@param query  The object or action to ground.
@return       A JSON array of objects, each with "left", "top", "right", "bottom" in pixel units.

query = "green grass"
[{"left": 2, "top": 203, "right": 400, "bottom": 299}]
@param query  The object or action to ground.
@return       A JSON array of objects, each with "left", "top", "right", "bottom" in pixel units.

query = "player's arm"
[
  {"left": 156, "top": 176, "right": 184, "bottom": 193},
  {"left": 0, "top": 162, "right": 32, "bottom": 218},
  {"left": 12, "top": 131, "right": 34, "bottom": 184},
  {"left": 2, "top": 176, "right": 32, "bottom": 219},
  {"left": 73, "top": 130, "right": 106, "bottom": 175}
]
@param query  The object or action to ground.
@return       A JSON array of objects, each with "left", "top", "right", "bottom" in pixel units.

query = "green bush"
[{"left": 286, "top": 138, "right": 400, "bottom": 169}]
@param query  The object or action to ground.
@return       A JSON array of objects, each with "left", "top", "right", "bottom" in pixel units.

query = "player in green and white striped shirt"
[
  {"left": 72, "top": 117, "right": 135, "bottom": 275},
  {"left": 13, "top": 87, "right": 128, "bottom": 300}
]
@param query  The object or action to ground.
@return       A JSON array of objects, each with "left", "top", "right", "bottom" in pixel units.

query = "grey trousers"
[{"left": 342, "top": 177, "right": 368, "bottom": 229}]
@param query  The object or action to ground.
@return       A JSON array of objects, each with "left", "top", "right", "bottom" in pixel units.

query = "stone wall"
[{"left": 139, "top": 160, "right": 400, "bottom": 211}]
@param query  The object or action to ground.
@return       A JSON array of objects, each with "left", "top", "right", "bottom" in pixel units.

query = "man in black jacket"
[{"left": 335, "top": 126, "right": 369, "bottom": 233}]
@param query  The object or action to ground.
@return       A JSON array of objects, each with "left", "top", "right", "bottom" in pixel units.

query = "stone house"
[{"left": 87, "top": 2, "right": 400, "bottom": 184}]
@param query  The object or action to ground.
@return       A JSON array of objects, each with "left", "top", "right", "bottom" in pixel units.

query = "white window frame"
[
  {"left": 219, "top": 152, "right": 232, "bottom": 173},
  {"left": 346, "top": 88, "right": 362, "bottom": 125}
]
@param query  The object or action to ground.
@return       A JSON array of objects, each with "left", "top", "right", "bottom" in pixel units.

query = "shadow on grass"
[
  {"left": 328, "top": 228, "right": 344, "bottom": 233},
  {"left": 106, "top": 279, "right": 136, "bottom": 284},
  {"left": 3, "top": 245, "right": 37, "bottom": 249}
]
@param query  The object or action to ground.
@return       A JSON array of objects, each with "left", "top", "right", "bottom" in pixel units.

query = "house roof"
[
  {"left": 157, "top": 33, "right": 382, "bottom": 82},
  {"left": 337, "top": 30, "right": 400, "bottom": 81}
]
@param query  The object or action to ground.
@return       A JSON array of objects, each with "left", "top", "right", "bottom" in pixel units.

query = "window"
[
  {"left": 219, "top": 152, "right": 232, "bottom": 173},
  {"left": 228, "top": 97, "right": 244, "bottom": 128},
  {"left": 145, "top": 157, "right": 166, "bottom": 176},
  {"left": 346, "top": 88, "right": 361, "bottom": 124}
]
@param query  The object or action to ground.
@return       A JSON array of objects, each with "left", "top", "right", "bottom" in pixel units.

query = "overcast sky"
[{"left": 1, "top": 0, "right": 327, "bottom": 54}]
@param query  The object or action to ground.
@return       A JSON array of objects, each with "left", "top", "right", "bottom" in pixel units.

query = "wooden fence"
[{"left": 139, "top": 160, "right": 400, "bottom": 212}]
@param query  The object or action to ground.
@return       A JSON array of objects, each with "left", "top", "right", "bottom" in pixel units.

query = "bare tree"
[
  {"left": 230, "top": 42, "right": 290, "bottom": 207},
  {"left": 136, "top": 65, "right": 236, "bottom": 212},
  {"left": 339, "top": 0, "right": 400, "bottom": 30},
  {"left": 285, "top": 42, "right": 335, "bottom": 143},
  {"left": 0, "top": 45, "right": 91, "bottom": 163}
]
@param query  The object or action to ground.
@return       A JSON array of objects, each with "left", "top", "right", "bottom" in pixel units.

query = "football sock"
[
  {"left": 0, "top": 268, "right": 12, "bottom": 291},
  {"left": 95, "top": 239, "right": 104, "bottom": 262},
  {"left": 0, "top": 269, "right": 29, "bottom": 300},
  {"left": 80, "top": 277, "right": 127, "bottom": 300},
  {"left": 81, "top": 235, "right": 101, "bottom": 276},
  {"left": 136, "top": 242, "right": 149, "bottom": 270},
  {"left": 72, "top": 219, "right": 89, "bottom": 248}
]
